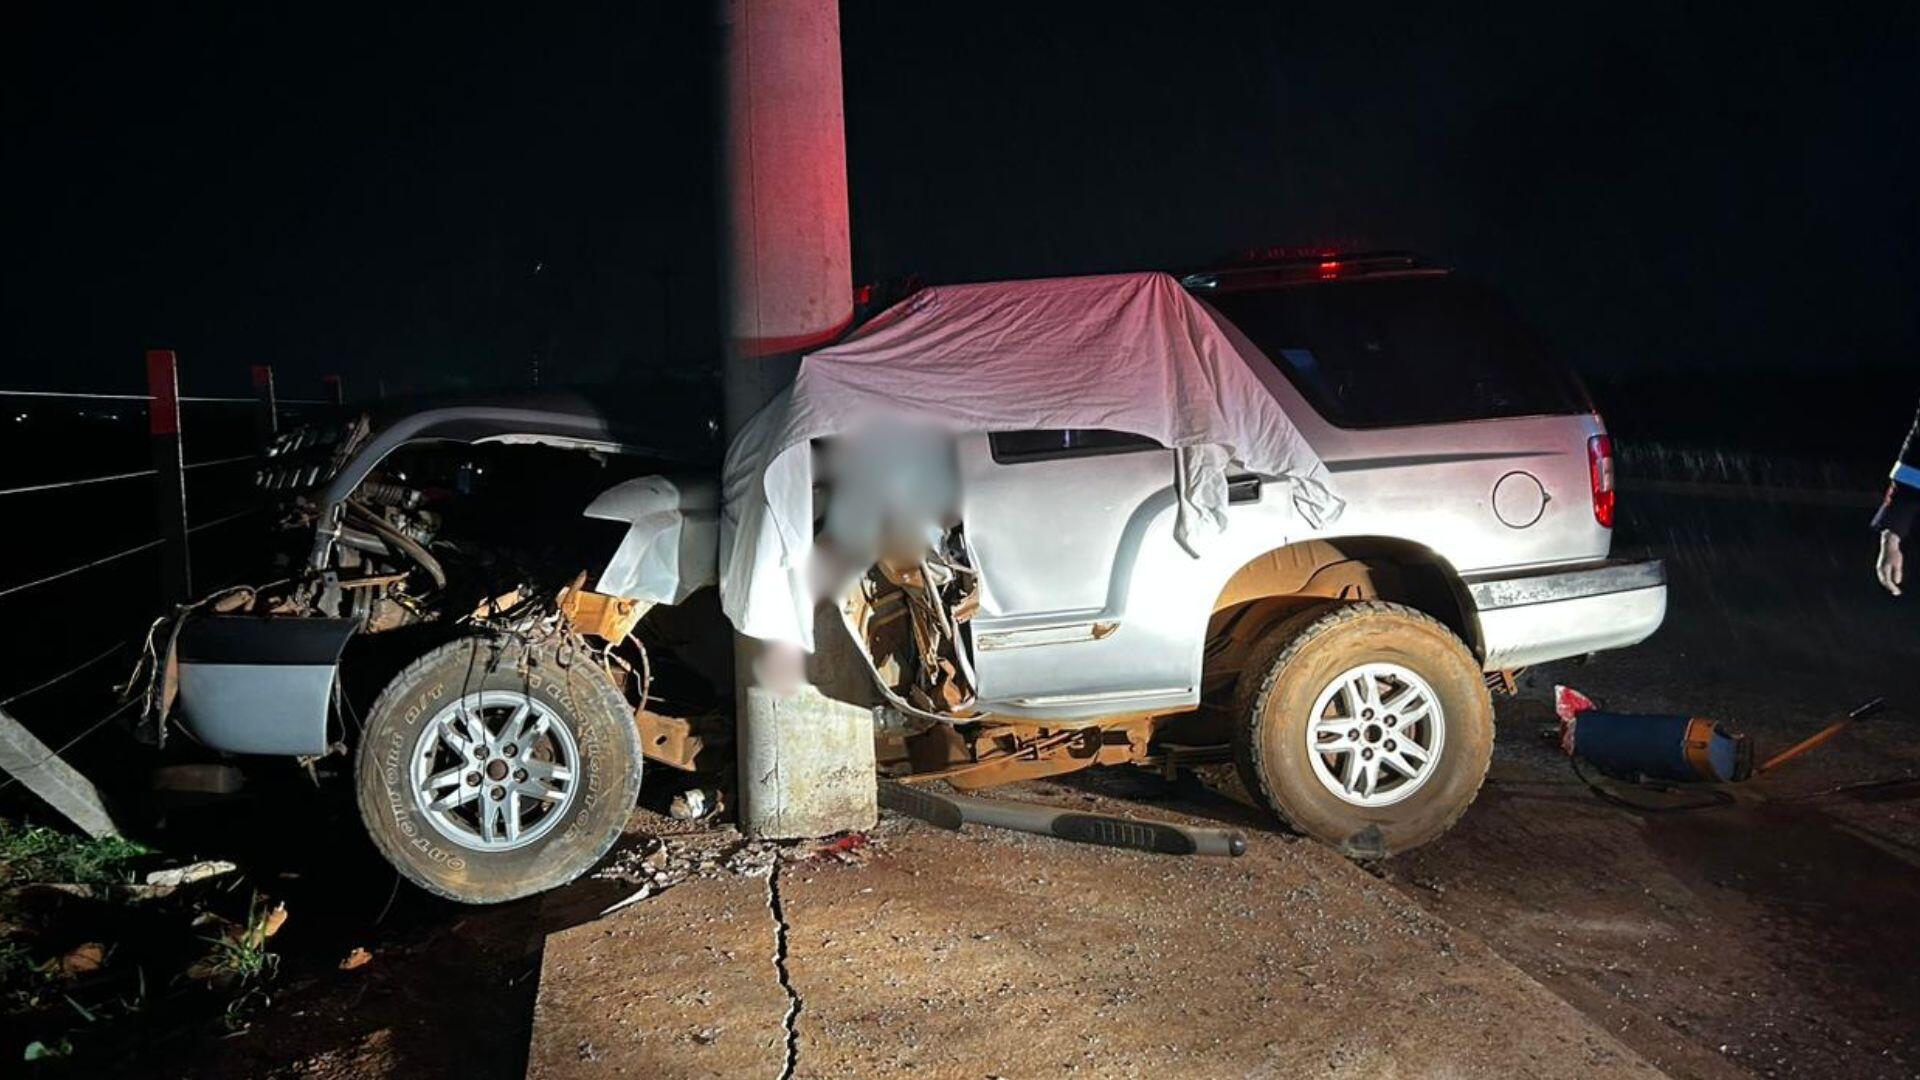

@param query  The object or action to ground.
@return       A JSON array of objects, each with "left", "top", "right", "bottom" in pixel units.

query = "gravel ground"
[
  {"left": 1378, "top": 484, "right": 1920, "bottom": 1080},
  {"left": 530, "top": 800, "right": 1660, "bottom": 1079},
  {"left": 526, "top": 484, "right": 1920, "bottom": 1080}
]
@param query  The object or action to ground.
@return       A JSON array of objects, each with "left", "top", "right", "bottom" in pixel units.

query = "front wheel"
[
  {"left": 355, "top": 637, "right": 644, "bottom": 904},
  {"left": 1232, "top": 602, "right": 1493, "bottom": 859}
]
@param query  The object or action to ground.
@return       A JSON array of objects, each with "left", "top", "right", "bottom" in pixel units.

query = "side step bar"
[{"left": 880, "top": 780, "right": 1247, "bottom": 857}]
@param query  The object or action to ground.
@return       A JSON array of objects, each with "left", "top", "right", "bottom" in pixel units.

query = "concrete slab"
[
  {"left": 530, "top": 799, "right": 1661, "bottom": 1079},
  {"left": 529, "top": 871, "right": 788, "bottom": 1078}
]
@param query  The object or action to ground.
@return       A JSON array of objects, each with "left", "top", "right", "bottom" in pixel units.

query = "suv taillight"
[{"left": 1588, "top": 433, "right": 1615, "bottom": 528}]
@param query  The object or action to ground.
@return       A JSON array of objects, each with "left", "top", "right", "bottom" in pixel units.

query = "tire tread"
[
  {"left": 1230, "top": 601, "right": 1491, "bottom": 856},
  {"left": 354, "top": 636, "right": 643, "bottom": 904}
]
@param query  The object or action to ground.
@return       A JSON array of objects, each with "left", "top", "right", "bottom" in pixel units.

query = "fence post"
[
  {"left": 251, "top": 364, "right": 278, "bottom": 450},
  {"left": 147, "top": 349, "right": 192, "bottom": 604},
  {"left": 0, "top": 705, "right": 121, "bottom": 838}
]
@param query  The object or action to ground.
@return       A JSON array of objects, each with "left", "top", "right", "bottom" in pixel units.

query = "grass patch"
[
  {"left": 0, "top": 937, "right": 46, "bottom": 990},
  {"left": 0, "top": 819, "right": 148, "bottom": 889},
  {"left": 198, "top": 893, "right": 284, "bottom": 985}
]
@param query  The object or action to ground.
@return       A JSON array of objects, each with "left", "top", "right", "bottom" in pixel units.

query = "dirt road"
[
  {"left": 526, "top": 482, "right": 1920, "bottom": 1080},
  {"left": 1375, "top": 482, "right": 1920, "bottom": 1080},
  {"left": 529, "top": 801, "right": 1659, "bottom": 1079}
]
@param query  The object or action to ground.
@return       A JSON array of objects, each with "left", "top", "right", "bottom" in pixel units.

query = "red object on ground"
[
  {"left": 813, "top": 832, "right": 870, "bottom": 860},
  {"left": 1555, "top": 684, "right": 1598, "bottom": 756}
]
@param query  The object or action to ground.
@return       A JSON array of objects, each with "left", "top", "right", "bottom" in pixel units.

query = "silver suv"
[
  {"left": 886, "top": 255, "right": 1664, "bottom": 858},
  {"left": 166, "top": 254, "right": 1664, "bottom": 902}
]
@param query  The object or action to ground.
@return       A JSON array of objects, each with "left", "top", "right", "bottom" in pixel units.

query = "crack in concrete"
[{"left": 767, "top": 861, "right": 801, "bottom": 1080}]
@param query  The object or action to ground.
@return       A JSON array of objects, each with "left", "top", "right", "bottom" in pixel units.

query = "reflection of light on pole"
[{"left": 723, "top": 0, "right": 870, "bottom": 841}]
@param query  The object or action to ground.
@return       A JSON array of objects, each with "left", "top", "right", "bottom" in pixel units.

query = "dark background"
[
  {"left": 6, "top": 3, "right": 1916, "bottom": 406},
  {"left": 3, "top": 4, "right": 722, "bottom": 399}
]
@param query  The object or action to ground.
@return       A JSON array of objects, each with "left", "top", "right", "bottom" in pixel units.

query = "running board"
[{"left": 879, "top": 780, "right": 1246, "bottom": 857}]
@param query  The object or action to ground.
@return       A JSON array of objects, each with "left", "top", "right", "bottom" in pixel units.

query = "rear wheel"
[
  {"left": 355, "top": 637, "right": 643, "bottom": 904},
  {"left": 1233, "top": 602, "right": 1492, "bottom": 858}
]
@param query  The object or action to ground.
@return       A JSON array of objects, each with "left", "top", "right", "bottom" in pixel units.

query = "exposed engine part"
[
  {"left": 345, "top": 498, "right": 446, "bottom": 590},
  {"left": 355, "top": 479, "right": 424, "bottom": 510},
  {"left": 842, "top": 525, "right": 980, "bottom": 722},
  {"left": 335, "top": 524, "right": 394, "bottom": 558},
  {"left": 139, "top": 431, "right": 736, "bottom": 776}
]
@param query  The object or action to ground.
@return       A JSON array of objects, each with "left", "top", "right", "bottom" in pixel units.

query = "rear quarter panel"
[{"left": 964, "top": 362, "right": 1609, "bottom": 719}]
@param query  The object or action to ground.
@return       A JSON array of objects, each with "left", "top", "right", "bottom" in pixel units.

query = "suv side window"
[
  {"left": 988, "top": 429, "right": 1162, "bottom": 464},
  {"left": 1199, "top": 274, "right": 1588, "bottom": 429}
]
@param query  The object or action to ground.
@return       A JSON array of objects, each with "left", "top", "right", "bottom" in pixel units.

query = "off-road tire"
[
  {"left": 1232, "top": 602, "right": 1493, "bottom": 859},
  {"left": 354, "top": 636, "right": 643, "bottom": 904}
]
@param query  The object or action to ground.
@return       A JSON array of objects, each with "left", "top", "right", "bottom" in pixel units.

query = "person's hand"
[{"left": 1878, "top": 529, "right": 1905, "bottom": 596}]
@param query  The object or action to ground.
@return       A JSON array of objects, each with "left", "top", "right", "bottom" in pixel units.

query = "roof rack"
[{"left": 1179, "top": 250, "right": 1428, "bottom": 290}]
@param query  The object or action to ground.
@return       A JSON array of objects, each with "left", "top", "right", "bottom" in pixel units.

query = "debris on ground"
[
  {"left": 54, "top": 941, "right": 105, "bottom": 977},
  {"left": 590, "top": 822, "right": 884, "bottom": 908},
  {"left": 722, "top": 842, "right": 779, "bottom": 879},
  {"left": 669, "top": 788, "right": 723, "bottom": 821},
  {"left": 144, "top": 859, "right": 238, "bottom": 888},
  {"left": 807, "top": 832, "right": 871, "bottom": 864},
  {"left": 1, "top": 817, "right": 293, "bottom": 1061},
  {"left": 598, "top": 883, "right": 654, "bottom": 918}
]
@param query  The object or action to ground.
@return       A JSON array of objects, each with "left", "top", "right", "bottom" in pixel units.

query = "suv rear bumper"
[{"left": 1465, "top": 559, "right": 1666, "bottom": 670}]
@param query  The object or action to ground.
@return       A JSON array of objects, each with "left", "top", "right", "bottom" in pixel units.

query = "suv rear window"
[{"left": 1198, "top": 274, "right": 1588, "bottom": 428}]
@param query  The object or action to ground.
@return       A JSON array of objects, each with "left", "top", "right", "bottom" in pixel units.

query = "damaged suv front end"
[{"left": 158, "top": 389, "right": 734, "bottom": 902}]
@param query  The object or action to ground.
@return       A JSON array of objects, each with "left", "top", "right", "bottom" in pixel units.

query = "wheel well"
[{"left": 1201, "top": 538, "right": 1479, "bottom": 699}]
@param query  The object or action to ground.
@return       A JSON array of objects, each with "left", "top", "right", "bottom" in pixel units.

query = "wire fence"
[{"left": 0, "top": 353, "right": 346, "bottom": 757}]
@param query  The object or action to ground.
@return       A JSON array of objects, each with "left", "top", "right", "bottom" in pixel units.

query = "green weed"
[
  {"left": 0, "top": 819, "right": 149, "bottom": 888},
  {"left": 198, "top": 892, "right": 283, "bottom": 985}
]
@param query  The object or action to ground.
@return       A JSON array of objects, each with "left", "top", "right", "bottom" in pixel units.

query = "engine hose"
[
  {"left": 335, "top": 524, "right": 389, "bottom": 556},
  {"left": 346, "top": 499, "right": 447, "bottom": 591}
]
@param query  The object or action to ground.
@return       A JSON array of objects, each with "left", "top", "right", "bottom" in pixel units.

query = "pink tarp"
[{"left": 721, "top": 271, "right": 1342, "bottom": 648}]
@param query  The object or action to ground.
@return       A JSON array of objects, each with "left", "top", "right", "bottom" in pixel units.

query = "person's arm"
[{"left": 1873, "top": 396, "right": 1920, "bottom": 595}]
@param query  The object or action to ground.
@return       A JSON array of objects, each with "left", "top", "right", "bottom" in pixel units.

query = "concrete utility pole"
[
  {"left": 720, "top": 0, "right": 876, "bottom": 839},
  {"left": 721, "top": 0, "right": 853, "bottom": 427}
]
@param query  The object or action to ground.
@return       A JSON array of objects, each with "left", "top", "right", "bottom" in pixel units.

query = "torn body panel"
[
  {"left": 158, "top": 399, "right": 730, "bottom": 773},
  {"left": 175, "top": 616, "right": 357, "bottom": 755}
]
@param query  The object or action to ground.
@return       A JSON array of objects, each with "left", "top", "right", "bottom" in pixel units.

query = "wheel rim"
[
  {"left": 409, "top": 689, "right": 580, "bottom": 852},
  {"left": 1303, "top": 662, "right": 1446, "bottom": 808}
]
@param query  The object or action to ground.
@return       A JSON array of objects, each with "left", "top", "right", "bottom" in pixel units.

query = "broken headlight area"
[{"left": 131, "top": 423, "right": 732, "bottom": 774}]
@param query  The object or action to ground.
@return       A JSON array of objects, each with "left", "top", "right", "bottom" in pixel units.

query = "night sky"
[{"left": 5, "top": 3, "right": 1916, "bottom": 411}]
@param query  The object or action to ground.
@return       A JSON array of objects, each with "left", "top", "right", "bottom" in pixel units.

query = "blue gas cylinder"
[{"left": 1572, "top": 711, "right": 1746, "bottom": 783}]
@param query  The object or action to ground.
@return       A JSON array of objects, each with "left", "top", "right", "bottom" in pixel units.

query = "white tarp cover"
[
  {"left": 584, "top": 476, "right": 719, "bottom": 606},
  {"left": 721, "top": 271, "right": 1343, "bottom": 649}
]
